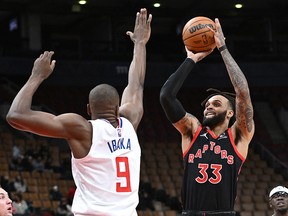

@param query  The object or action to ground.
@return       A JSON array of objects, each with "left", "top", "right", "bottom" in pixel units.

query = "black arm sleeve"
[{"left": 159, "top": 58, "right": 196, "bottom": 123}]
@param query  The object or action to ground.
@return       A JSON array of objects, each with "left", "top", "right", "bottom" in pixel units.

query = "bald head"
[{"left": 89, "top": 84, "right": 120, "bottom": 116}]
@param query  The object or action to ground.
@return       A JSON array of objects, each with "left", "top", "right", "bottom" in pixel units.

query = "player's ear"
[
  {"left": 87, "top": 104, "right": 91, "bottom": 116},
  {"left": 227, "top": 109, "right": 234, "bottom": 118},
  {"left": 269, "top": 200, "right": 272, "bottom": 208}
]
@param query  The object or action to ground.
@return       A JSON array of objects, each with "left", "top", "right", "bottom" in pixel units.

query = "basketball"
[{"left": 182, "top": 16, "right": 216, "bottom": 53}]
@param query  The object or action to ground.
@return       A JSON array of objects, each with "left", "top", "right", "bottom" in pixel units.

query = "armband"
[{"left": 218, "top": 45, "right": 227, "bottom": 52}]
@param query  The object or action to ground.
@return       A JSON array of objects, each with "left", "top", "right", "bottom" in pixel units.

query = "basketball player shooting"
[
  {"left": 160, "top": 18, "right": 255, "bottom": 215},
  {"left": 6, "top": 8, "right": 152, "bottom": 216}
]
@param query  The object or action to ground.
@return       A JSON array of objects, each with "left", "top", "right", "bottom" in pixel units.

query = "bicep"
[
  {"left": 121, "top": 84, "right": 143, "bottom": 107},
  {"left": 120, "top": 86, "right": 144, "bottom": 130},
  {"left": 9, "top": 111, "right": 86, "bottom": 139},
  {"left": 119, "top": 103, "right": 143, "bottom": 131}
]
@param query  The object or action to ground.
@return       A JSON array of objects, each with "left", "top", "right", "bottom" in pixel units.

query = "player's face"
[
  {"left": 203, "top": 110, "right": 227, "bottom": 127},
  {"left": 270, "top": 192, "right": 288, "bottom": 213},
  {"left": 0, "top": 188, "right": 13, "bottom": 216},
  {"left": 202, "top": 95, "right": 229, "bottom": 127}
]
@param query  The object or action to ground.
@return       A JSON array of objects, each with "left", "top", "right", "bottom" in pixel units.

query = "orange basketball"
[{"left": 182, "top": 16, "right": 216, "bottom": 53}]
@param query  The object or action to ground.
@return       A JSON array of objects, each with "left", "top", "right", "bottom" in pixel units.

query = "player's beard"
[
  {"left": 202, "top": 110, "right": 227, "bottom": 127},
  {"left": 277, "top": 208, "right": 288, "bottom": 214}
]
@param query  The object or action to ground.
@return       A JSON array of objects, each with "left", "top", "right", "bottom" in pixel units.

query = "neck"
[
  {"left": 96, "top": 116, "right": 118, "bottom": 128},
  {"left": 206, "top": 124, "right": 228, "bottom": 137},
  {"left": 108, "top": 118, "right": 119, "bottom": 128},
  {"left": 93, "top": 113, "right": 119, "bottom": 128}
]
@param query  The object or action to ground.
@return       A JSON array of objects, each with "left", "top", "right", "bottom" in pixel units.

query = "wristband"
[{"left": 218, "top": 45, "right": 227, "bottom": 52}]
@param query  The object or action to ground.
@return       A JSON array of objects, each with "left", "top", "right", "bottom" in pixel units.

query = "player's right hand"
[{"left": 185, "top": 46, "right": 214, "bottom": 63}]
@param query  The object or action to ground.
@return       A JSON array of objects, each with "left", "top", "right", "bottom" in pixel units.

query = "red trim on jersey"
[
  {"left": 237, "top": 160, "right": 245, "bottom": 175},
  {"left": 183, "top": 125, "right": 202, "bottom": 158},
  {"left": 227, "top": 128, "right": 246, "bottom": 162},
  {"left": 206, "top": 128, "right": 219, "bottom": 139}
]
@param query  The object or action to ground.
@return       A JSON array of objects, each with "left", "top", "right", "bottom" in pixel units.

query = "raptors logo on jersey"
[{"left": 182, "top": 126, "right": 245, "bottom": 211}]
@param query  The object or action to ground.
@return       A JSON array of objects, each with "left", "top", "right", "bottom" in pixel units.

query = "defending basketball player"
[
  {"left": 160, "top": 18, "right": 254, "bottom": 215},
  {"left": 6, "top": 8, "right": 152, "bottom": 216}
]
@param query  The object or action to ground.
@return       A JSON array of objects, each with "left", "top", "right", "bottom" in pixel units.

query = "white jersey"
[{"left": 71, "top": 117, "right": 141, "bottom": 216}]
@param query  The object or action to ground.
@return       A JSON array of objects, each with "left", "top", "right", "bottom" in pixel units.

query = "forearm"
[
  {"left": 221, "top": 49, "right": 250, "bottom": 95},
  {"left": 160, "top": 58, "right": 195, "bottom": 123},
  {"left": 128, "top": 42, "right": 146, "bottom": 88},
  {"left": 120, "top": 42, "right": 147, "bottom": 128},
  {"left": 7, "top": 76, "right": 43, "bottom": 121},
  {"left": 121, "top": 42, "right": 146, "bottom": 107}
]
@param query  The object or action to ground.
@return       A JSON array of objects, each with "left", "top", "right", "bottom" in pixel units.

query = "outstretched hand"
[
  {"left": 126, "top": 8, "right": 152, "bottom": 45},
  {"left": 31, "top": 51, "right": 56, "bottom": 80}
]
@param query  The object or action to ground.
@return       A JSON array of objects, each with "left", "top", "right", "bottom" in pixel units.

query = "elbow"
[
  {"left": 237, "top": 88, "right": 251, "bottom": 100},
  {"left": 6, "top": 111, "right": 22, "bottom": 129},
  {"left": 6, "top": 111, "right": 14, "bottom": 125},
  {"left": 159, "top": 90, "right": 169, "bottom": 107},
  {"left": 6, "top": 111, "right": 16, "bottom": 126}
]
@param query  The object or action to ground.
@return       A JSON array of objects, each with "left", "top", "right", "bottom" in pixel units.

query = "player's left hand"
[
  {"left": 208, "top": 18, "right": 226, "bottom": 49},
  {"left": 126, "top": 8, "right": 152, "bottom": 44}
]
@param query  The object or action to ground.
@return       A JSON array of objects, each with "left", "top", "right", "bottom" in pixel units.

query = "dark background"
[{"left": 0, "top": 0, "right": 287, "bottom": 63}]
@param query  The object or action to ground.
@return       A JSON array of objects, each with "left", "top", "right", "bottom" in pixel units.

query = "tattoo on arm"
[
  {"left": 245, "top": 106, "right": 254, "bottom": 132},
  {"left": 222, "top": 51, "right": 254, "bottom": 134},
  {"left": 175, "top": 113, "right": 200, "bottom": 138},
  {"left": 222, "top": 52, "right": 246, "bottom": 89}
]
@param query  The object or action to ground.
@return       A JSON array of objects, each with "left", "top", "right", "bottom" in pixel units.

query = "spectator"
[
  {"left": 269, "top": 185, "right": 288, "bottom": 216},
  {"left": 13, "top": 176, "right": 27, "bottom": 193},
  {"left": 12, "top": 192, "right": 29, "bottom": 215},
  {"left": 139, "top": 176, "right": 153, "bottom": 198},
  {"left": 154, "top": 183, "right": 167, "bottom": 203},
  {"left": 32, "top": 156, "right": 45, "bottom": 172},
  {"left": 166, "top": 189, "right": 182, "bottom": 212},
  {"left": 137, "top": 190, "right": 155, "bottom": 211},
  {"left": 56, "top": 197, "right": 73, "bottom": 216},
  {"left": 9, "top": 157, "right": 24, "bottom": 171},
  {"left": 0, "top": 176, "right": 15, "bottom": 196},
  {"left": 21, "top": 156, "right": 34, "bottom": 172},
  {"left": 12, "top": 143, "right": 23, "bottom": 160},
  {"left": 49, "top": 185, "right": 62, "bottom": 201}
]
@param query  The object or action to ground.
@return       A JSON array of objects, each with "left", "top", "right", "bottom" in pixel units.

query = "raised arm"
[
  {"left": 213, "top": 18, "right": 254, "bottom": 149},
  {"left": 160, "top": 48, "right": 213, "bottom": 137},
  {"left": 119, "top": 8, "right": 152, "bottom": 130},
  {"left": 6, "top": 51, "right": 89, "bottom": 142}
]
